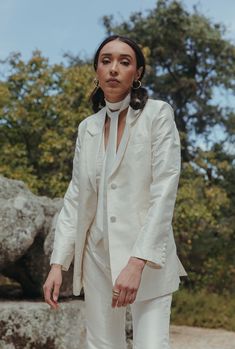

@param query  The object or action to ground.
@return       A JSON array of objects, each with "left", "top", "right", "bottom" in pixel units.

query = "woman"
[{"left": 43, "top": 35, "right": 187, "bottom": 349}]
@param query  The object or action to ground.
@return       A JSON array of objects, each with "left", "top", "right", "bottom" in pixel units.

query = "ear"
[{"left": 135, "top": 66, "right": 143, "bottom": 80}]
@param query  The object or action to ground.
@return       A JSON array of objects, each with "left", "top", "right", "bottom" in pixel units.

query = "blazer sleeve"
[
  {"left": 50, "top": 123, "right": 82, "bottom": 271},
  {"left": 131, "top": 102, "right": 181, "bottom": 269}
]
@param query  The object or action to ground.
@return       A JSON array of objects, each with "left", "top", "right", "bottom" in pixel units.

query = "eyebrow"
[{"left": 100, "top": 53, "right": 133, "bottom": 59}]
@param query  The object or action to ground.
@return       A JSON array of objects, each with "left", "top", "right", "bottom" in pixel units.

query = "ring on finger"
[{"left": 112, "top": 289, "right": 120, "bottom": 296}]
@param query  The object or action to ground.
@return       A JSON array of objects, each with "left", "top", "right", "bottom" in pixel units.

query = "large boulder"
[
  {"left": 0, "top": 177, "right": 45, "bottom": 269},
  {"left": 0, "top": 176, "right": 74, "bottom": 298},
  {"left": 0, "top": 300, "right": 86, "bottom": 349}
]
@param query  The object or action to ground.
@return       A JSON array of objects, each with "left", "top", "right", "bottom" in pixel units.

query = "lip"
[{"left": 106, "top": 78, "right": 120, "bottom": 83}]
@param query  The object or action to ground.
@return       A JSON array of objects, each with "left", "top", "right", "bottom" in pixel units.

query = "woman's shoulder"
[
  {"left": 142, "top": 98, "right": 175, "bottom": 122},
  {"left": 145, "top": 98, "right": 174, "bottom": 112},
  {"left": 77, "top": 107, "right": 105, "bottom": 139},
  {"left": 80, "top": 107, "right": 105, "bottom": 126}
]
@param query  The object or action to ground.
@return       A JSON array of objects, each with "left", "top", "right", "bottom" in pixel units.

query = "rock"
[
  {"left": 0, "top": 188, "right": 45, "bottom": 270},
  {"left": 0, "top": 300, "right": 86, "bottom": 349},
  {"left": 0, "top": 176, "right": 74, "bottom": 298},
  {"left": 0, "top": 176, "right": 30, "bottom": 200}
]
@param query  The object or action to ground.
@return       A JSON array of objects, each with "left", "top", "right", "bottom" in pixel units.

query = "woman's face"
[{"left": 96, "top": 39, "right": 142, "bottom": 102}]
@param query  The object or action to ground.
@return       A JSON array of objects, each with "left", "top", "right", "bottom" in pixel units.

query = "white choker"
[{"left": 105, "top": 93, "right": 130, "bottom": 117}]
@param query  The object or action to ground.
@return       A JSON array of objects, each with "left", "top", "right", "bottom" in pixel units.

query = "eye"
[
  {"left": 102, "top": 58, "right": 110, "bottom": 65},
  {"left": 121, "top": 60, "right": 130, "bottom": 66}
]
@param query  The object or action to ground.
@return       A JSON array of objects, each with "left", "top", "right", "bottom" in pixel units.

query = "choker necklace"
[{"left": 105, "top": 93, "right": 130, "bottom": 117}]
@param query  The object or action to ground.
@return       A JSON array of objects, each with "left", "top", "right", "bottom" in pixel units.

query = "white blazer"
[{"left": 50, "top": 99, "right": 187, "bottom": 301}]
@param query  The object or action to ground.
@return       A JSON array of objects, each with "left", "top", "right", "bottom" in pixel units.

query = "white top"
[{"left": 89, "top": 94, "right": 131, "bottom": 250}]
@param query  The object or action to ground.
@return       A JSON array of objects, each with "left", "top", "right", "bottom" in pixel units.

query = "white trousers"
[{"left": 83, "top": 233, "right": 172, "bottom": 349}]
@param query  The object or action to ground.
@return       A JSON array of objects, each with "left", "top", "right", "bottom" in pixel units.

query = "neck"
[
  {"left": 105, "top": 91, "right": 130, "bottom": 104},
  {"left": 105, "top": 93, "right": 130, "bottom": 113}
]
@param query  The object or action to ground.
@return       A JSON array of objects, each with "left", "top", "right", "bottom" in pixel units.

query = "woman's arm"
[
  {"left": 131, "top": 102, "right": 181, "bottom": 268},
  {"left": 112, "top": 102, "right": 181, "bottom": 307},
  {"left": 43, "top": 122, "right": 84, "bottom": 308},
  {"left": 49, "top": 123, "right": 82, "bottom": 270}
]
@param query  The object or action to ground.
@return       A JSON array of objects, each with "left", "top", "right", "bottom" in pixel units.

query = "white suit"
[{"left": 50, "top": 99, "right": 187, "bottom": 302}]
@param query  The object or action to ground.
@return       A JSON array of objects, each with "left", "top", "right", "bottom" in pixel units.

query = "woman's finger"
[
  {"left": 43, "top": 282, "right": 59, "bottom": 309},
  {"left": 123, "top": 290, "right": 135, "bottom": 306},
  {"left": 43, "top": 284, "right": 55, "bottom": 308},
  {"left": 111, "top": 288, "right": 120, "bottom": 308},
  {"left": 116, "top": 288, "right": 127, "bottom": 307},
  {"left": 123, "top": 287, "right": 137, "bottom": 306},
  {"left": 128, "top": 291, "right": 137, "bottom": 305},
  {"left": 52, "top": 282, "right": 61, "bottom": 302}
]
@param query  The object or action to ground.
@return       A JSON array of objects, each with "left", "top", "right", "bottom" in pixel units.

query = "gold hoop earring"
[
  {"left": 93, "top": 78, "right": 99, "bottom": 87},
  {"left": 132, "top": 80, "right": 141, "bottom": 89}
]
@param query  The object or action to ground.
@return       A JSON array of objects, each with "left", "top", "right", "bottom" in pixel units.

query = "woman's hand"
[
  {"left": 112, "top": 257, "right": 146, "bottom": 308},
  {"left": 43, "top": 264, "right": 62, "bottom": 309}
]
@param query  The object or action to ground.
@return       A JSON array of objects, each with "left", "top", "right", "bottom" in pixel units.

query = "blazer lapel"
[
  {"left": 109, "top": 106, "right": 141, "bottom": 178},
  {"left": 85, "top": 107, "right": 106, "bottom": 192},
  {"left": 85, "top": 105, "right": 142, "bottom": 190}
]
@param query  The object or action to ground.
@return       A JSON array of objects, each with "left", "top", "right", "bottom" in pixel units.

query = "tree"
[
  {"left": 0, "top": 51, "right": 94, "bottom": 197},
  {"left": 102, "top": 0, "right": 235, "bottom": 162},
  {"left": 174, "top": 161, "right": 235, "bottom": 293}
]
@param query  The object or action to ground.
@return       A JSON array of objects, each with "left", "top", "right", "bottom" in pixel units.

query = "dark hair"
[{"left": 90, "top": 35, "right": 148, "bottom": 113}]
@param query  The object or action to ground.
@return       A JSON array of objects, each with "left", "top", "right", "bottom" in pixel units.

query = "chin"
[{"left": 104, "top": 88, "right": 129, "bottom": 98}]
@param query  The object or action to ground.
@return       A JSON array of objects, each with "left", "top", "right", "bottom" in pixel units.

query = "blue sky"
[{"left": 1, "top": 0, "right": 235, "bottom": 64}]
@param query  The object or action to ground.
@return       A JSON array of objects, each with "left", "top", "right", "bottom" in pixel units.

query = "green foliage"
[
  {"left": 174, "top": 162, "right": 235, "bottom": 294},
  {"left": 102, "top": 0, "right": 235, "bottom": 161},
  {"left": 0, "top": 51, "right": 94, "bottom": 197},
  {"left": 172, "top": 288, "right": 235, "bottom": 331}
]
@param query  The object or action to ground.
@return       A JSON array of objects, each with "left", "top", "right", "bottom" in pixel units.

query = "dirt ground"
[{"left": 170, "top": 325, "right": 235, "bottom": 349}]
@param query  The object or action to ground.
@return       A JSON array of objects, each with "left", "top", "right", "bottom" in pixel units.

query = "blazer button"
[
  {"left": 111, "top": 183, "right": 117, "bottom": 189},
  {"left": 110, "top": 216, "right": 116, "bottom": 223}
]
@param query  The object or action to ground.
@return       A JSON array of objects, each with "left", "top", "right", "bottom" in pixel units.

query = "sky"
[{"left": 0, "top": 0, "right": 235, "bottom": 64}]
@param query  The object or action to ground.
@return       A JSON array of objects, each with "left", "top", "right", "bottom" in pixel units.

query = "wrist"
[
  {"left": 129, "top": 257, "right": 146, "bottom": 270},
  {"left": 51, "top": 264, "right": 62, "bottom": 270}
]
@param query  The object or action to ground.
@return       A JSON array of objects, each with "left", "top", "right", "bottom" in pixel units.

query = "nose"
[{"left": 110, "top": 61, "right": 118, "bottom": 75}]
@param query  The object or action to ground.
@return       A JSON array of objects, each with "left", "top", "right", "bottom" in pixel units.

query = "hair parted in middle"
[{"left": 90, "top": 35, "right": 148, "bottom": 113}]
